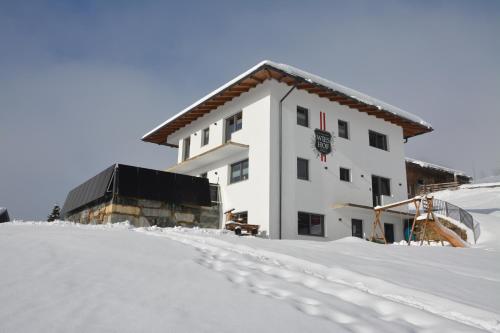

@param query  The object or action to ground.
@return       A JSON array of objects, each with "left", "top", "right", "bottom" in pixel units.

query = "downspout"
[{"left": 278, "top": 85, "right": 296, "bottom": 239}]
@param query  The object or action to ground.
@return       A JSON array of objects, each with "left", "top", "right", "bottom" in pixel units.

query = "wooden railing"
[{"left": 418, "top": 181, "right": 460, "bottom": 195}]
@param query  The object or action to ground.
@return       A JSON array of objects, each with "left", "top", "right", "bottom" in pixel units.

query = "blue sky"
[{"left": 1, "top": 1, "right": 499, "bottom": 219}]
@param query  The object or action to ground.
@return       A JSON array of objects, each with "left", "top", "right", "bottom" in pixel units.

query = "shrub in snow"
[{"left": 47, "top": 204, "right": 61, "bottom": 222}]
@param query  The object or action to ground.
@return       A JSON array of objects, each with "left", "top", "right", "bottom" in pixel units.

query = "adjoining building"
[
  {"left": 0, "top": 207, "right": 10, "bottom": 223},
  {"left": 142, "top": 60, "right": 434, "bottom": 242},
  {"left": 406, "top": 157, "right": 472, "bottom": 197},
  {"left": 61, "top": 164, "right": 219, "bottom": 228}
]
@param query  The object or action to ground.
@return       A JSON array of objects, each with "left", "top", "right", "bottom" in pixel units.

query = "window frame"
[
  {"left": 229, "top": 159, "right": 249, "bottom": 184},
  {"left": 339, "top": 167, "right": 351, "bottom": 182},
  {"left": 298, "top": 211, "right": 325, "bottom": 237},
  {"left": 368, "top": 130, "right": 388, "bottom": 151},
  {"left": 202, "top": 127, "right": 210, "bottom": 146},
  {"left": 338, "top": 119, "right": 349, "bottom": 139},
  {"left": 182, "top": 136, "right": 191, "bottom": 161},
  {"left": 225, "top": 111, "right": 243, "bottom": 142},
  {"left": 297, "top": 157, "right": 309, "bottom": 181},
  {"left": 372, "top": 174, "right": 391, "bottom": 206},
  {"left": 351, "top": 219, "right": 363, "bottom": 238},
  {"left": 296, "top": 106, "right": 309, "bottom": 127}
]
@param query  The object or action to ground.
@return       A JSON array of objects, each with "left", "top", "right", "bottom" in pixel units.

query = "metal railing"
[{"left": 422, "top": 197, "right": 481, "bottom": 243}]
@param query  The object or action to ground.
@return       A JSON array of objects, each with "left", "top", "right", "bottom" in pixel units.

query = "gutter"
[{"left": 278, "top": 85, "right": 296, "bottom": 240}]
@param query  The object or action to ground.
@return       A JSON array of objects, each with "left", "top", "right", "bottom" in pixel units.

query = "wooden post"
[
  {"left": 370, "top": 209, "right": 387, "bottom": 244},
  {"left": 407, "top": 199, "right": 420, "bottom": 246}
]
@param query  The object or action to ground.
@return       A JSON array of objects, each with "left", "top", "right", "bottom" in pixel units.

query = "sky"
[{"left": 1, "top": 0, "right": 499, "bottom": 219}]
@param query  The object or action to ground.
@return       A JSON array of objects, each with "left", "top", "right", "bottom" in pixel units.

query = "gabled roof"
[{"left": 142, "top": 60, "right": 433, "bottom": 145}]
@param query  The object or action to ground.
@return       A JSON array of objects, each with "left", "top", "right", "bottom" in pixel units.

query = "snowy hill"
[
  {"left": 433, "top": 183, "right": 500, "bottom": 248},
  {"left": 1, "top": 185, "right": 499, "bottom": 332}
]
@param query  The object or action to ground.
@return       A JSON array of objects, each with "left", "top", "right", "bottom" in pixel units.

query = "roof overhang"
[
  {"left": 167, "top": 141, "right": 249, "bottom": 174},
  {"left": 143, "top": 60, "right": 433, "bottom": 145}
]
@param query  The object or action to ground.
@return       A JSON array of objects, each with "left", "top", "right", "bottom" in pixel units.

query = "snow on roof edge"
[
  {"left": 143, "top": 60, "right": 432, "bottom": 141},
  {"left": 142, "top": 60, "right": 270, "bottom": 140},
  {"left": 405, "top": 157, "right": 468, "bottom": 177}
]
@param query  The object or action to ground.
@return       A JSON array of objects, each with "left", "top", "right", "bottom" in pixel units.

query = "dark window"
[
  {"left": 230, "top": 159, "right": 249, "bottom": 184},
  {"left": 338, "top": 120, "right": 349, "bottom": 139},
  {"left": 297, "top": 158, "right": 309, "bottom": 180},
  {"left": 351, "top": 219, "right": 363, "bottom": 238},
  {"left": 225, "top": 112, "right": 243, "bottom": 142},
  {"left": 417, "top": 179, "right": 424, "bottom": 185},
  {"left": 372, "top": 175, "right": 391, "bottom": 206},
  {"left": 298, "top": 212, "right": 324, "bottom": 236},
  {"left": 182, "top": 137, "right": 190, "bottom": 161},
  {"left": 369, "top": 130, "right": 388, "bottom": 150},
  {"left": 297, "top": 106, "right": 309, "bottom": 127},
  {"left": 202, "top": 127, "right": 210, "bottom": 146},
  {"left": 199, "top": 172, "right": 207, "bottom": 178},
  {"left": 340, "top": 167, "right": 351, "bottom": 182}
]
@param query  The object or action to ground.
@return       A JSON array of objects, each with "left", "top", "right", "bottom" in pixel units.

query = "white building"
[{"left": 142, "top": 61, "right": 433, "bottom": 242}]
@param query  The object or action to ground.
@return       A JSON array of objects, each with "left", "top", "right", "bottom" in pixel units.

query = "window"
[
  {"left": 182, "top": 136, "right": 190, "bottom": 161},
  {"left": 372, "top": 175, "right": 391, "bottom": 206},
  {"left": 297, "top": 106, "right": 309, "bottom": 127},
  {"left": 230, "top": 159, "right": 249, "bottom": 184},
  {"left": 298, "top": 212, "right": 324, "bottom": 236},
  {"left": 351, "top": 219, "right": 363, "bottom": 238},
  {"left": 199, "top": 172, "right": 207, "bottom": 178},
  {"left": 297, "top": 158, "right": 309, "bottom": 180},
  {"left": 369, "top": 130, "right": 388, "bottom": 151},
  {"left": 338, "top": 120, "right": 349, "bottom": 139},
  {"left": 225, "top": 112, "right": 242, "bottom": 142},
  {"left": 202, "top": 127, "right": 210, "bottom": 146},
  {"left": 340, "top": 167, "right": 351, "bottom": 182}
]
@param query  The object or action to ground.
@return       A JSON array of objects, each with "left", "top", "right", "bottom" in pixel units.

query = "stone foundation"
[{"left": 66, "top": 196, "right": 220, "bottom": 229}]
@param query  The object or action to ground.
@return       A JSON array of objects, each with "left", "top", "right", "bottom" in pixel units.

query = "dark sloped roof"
[
  {"left": 61, "top": 164, "right": 212, "bottom": 217},
  {"left": 61, "top": 165, "right": 115, "bottom": 216}
]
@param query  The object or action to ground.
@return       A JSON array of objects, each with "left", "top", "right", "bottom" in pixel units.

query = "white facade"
[{"left": 147, "top": 62, "right": 431, "bottom": 242}]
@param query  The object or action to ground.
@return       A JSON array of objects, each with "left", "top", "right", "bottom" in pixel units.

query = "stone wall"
[{"left": 65, "top": 196, "right": 220, "bottom": 229}]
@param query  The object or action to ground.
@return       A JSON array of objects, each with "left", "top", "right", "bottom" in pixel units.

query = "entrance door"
[
  {"left": 384, "top": 223, "right": 395, "bottom": 243},
  {"left": 351, "top": 219, "right": 363, "bottom": 238}
]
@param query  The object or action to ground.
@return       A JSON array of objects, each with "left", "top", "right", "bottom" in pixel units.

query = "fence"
[{"left": 422, "top": 197, "right": 481, "bottom": 243}]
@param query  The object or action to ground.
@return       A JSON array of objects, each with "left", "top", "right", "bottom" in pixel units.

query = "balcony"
[{"left": 167, "top": 141, "right": 249, "bottom": 174}]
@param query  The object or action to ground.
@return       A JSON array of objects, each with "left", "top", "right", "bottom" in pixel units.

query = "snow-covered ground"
[{"left": 1, "top": 185, "right": 499, "bottom": 332}]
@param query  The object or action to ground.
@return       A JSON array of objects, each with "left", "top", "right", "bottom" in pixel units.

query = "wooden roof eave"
[{"left": 143, "top": 64, "right": 432, "bottom": 145}]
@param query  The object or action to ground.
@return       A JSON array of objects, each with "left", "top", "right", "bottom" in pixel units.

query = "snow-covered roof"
[
  {"left": 143, "top": 60, "right": 433, "bottom": 145},
  {"left": 405, "top": 157, "right": 469, "bottom": 177},
  {"left": 264, "top": 61, "right": 432, "bottom": 128}
]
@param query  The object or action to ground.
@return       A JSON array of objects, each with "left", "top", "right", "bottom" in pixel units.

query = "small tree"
[{"left": 47, "top": 204, "right": 61, "bottom": 222}]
